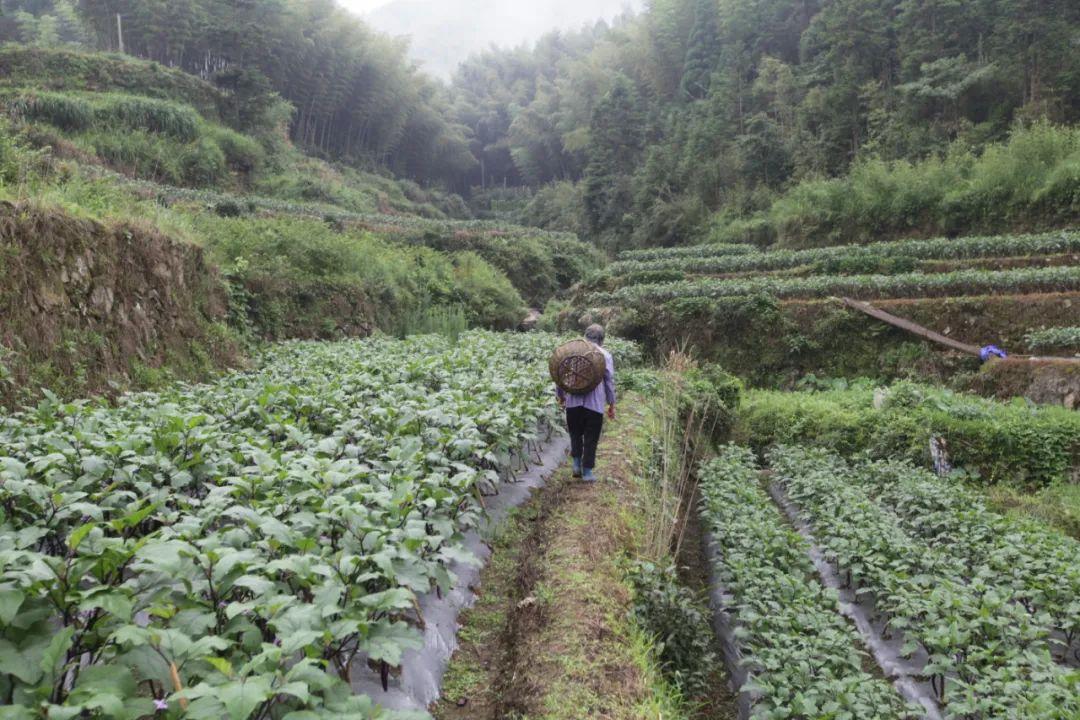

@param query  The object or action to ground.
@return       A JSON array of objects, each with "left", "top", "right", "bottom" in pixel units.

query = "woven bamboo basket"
[{"left": 549, "top": 340, "right": 606, "bottom": 394}]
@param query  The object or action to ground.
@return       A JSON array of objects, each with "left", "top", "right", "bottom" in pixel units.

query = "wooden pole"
[
  {"left": 841, "top": 297, "right": 982, "bottom": 355},
  {"left": 840, "top": 297, "right": 1080, "bottom": 364},
  {"left": 116, "top": 14, "right": 124, "bottom": 54}
]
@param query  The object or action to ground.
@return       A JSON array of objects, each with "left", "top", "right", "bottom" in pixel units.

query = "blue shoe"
[
  {"left": 572, "top": 457, "right": 583, "bottom": 478},
  {"left": 582, "top": 468, "right": 596, "bottom": 483}
]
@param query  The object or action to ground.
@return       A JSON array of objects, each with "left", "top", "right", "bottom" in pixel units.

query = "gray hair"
[{"left": 584, "top": 323, "right": 605, "bottom": 345}]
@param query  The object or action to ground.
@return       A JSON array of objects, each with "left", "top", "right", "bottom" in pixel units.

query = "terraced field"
[
  {"left": 575, "top": 231, "right": 1080, "bottom": 383},
  {"left": 701, "top": 445, "right": 1080, "bottom": 720},
  {"left": 590, "top": 231, "right": 1080, "bottom": 306}
]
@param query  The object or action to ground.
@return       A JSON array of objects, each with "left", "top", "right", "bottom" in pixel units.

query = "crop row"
[
  {"left": 0, "top": 332, "right": 567, "bottom": 719},
  {"left": 769, "top": 445, "right": 1080, "bottom": 718},
  {"left": 847, "top": 458, "right": 1080, "bottom": 660},
  {"left": 616, "top": 243, "right": 759, "bottom": 262},
  {"left": 594, "top": 266, "right": 1080, "bottom": 305},
  {"left": 607, "top": 231, "right": 1080, "bottom": 277},
  {"left": 1024, "top": 326, "right": 1080, "bottom": 352},
  {"left": 698, "top": 446, "right": 916, "bottom": 719}
]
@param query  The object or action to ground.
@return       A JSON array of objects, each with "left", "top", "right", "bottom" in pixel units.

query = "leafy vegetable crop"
[
  {"left": 698, "top": 446, "right": 917, "bottom": 719},
  {"left": 847, "top": 458, "right": 1080, "bottom": 665},
  {"left": 0, "top": 331, "right": 573, "bottom": 720},
  {"left": 769, "top": 445, "right": 1080, "bottom": 718},
  {"left": 595, "top": 266, "right": 1080, "bottom": 305},
  {"left": 608, "top": 231, "right": 1080, "bottom": 277},
  {"left": 617, "top": 243, "right": 760, "bottom": 262},
  {"left": 1024, "top": 326, "right": 1080, "bottom": 352}
]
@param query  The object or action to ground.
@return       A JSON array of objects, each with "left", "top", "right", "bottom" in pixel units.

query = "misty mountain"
[{"left": 363, "top": 0, "right": 642, "bottom": 79}]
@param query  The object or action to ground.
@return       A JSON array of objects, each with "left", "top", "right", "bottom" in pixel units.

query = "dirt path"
[{"left": 432, "top": 403, "right": 733, "bottom": 720}]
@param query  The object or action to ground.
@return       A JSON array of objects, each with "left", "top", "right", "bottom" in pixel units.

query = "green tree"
[
  {"left": 681, "top": 0, "right": 721, "bottom": 100},
  {"left": 583, "top": 76, "right": 645, "bottom": 245}
]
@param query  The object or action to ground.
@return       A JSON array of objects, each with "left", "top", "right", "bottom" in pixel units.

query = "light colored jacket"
[{"left": 556, "top": 346, "right": 615, "bottom": 414}]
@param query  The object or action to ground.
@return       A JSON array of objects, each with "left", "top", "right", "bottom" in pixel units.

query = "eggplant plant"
[{"left": 0, "top": 331, "right": 603, "bottom": 719}]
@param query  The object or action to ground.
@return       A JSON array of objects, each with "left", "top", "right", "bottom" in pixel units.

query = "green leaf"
[
  {"left": 205, "top": 656, "right": 234, "bottom": 678},
  {"left": 218, "top": 676, "right": 274, "bottom": 720},
  {"left": 67, "top": 522, "right": 96, "bottom": 551},
  {"left": 360, "top": 620, "right": 422, "bottom": 665},
  {"left": 79, "top": 589, "right": 133, "bottom": 621},
  {"left": 40, "top": 626, "right": 75, "bottom": 679},
  {"left": 0, "top": 589, "right": 25, "bottom": 625},
  {"left": 0, "top": 638, "right": 42, "bottom": 684}
]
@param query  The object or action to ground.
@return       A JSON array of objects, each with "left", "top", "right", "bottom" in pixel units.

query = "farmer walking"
[{"left": 556, "top": 324, "right": 616, "bottom": 482}]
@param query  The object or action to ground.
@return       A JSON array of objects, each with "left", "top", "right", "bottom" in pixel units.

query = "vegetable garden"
[
  {"left": 595, "top": 266, "right": 1080, "bottom": 305},
  {"left": 701, "top": 444, "right": 1080, "bottom": 720},
  {"left": 605, "top": 231, "right": 1080, "bottom": 278},
  {"left": 0, "top": 332, "right": 578, "bottom": 719}
]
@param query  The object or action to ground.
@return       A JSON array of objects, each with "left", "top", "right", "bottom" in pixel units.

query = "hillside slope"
[{"left": 0, "top": 46, "right": 600, "bottom": 404}]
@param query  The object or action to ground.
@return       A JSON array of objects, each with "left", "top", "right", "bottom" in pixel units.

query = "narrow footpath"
[{"left": 432, "top": 401, "right": 735, "bottom": 720}]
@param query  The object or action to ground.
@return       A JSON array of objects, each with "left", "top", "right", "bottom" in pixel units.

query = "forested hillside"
[
  {"left": 0, "top": 1, "right": 603, "bottom": 404},
  {"left": 2, "top": 0, "right": 475, "bottom": 184},
  {"left": 2, "top": 3, "right": 1080, "bottom": 720},
  {"left": 452, "top": 0, "right": 1080, "bottom": 248},
  {"left": 6, "top": 0, "right": 1077, "bottom": 252}
]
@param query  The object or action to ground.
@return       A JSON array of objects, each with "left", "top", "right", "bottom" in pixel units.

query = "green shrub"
[
  {"left": 209, "top": 127, "right": 266, "bottom": 175},
  {"left": 448, "top": 251, "right": 525, "bottom": 329},
  {"left": 627, "top": 561, "right": 718, "bottom": 697},
  {"left": 7, "top": 91, "right": 94, "bottom": 131},
  {"left": 680, "top": 363, "right": 743, "bottom": 442},
  {"left": 180, "top": 137, "right": 228, "bottom": 187},
  {"left": 735, "top": 382, "right": 1080, "bottom": 488}
]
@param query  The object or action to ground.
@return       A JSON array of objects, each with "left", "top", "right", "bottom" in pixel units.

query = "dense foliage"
[
  {"left": 448, "top": 0, "right": 1080, "bottom": 247},
  {"left": 626, "top": 560, "right": 717, "bottom": 697},
  {"left": 769, "top": 445, "right": 1080, "bottom": 716},
  {"left": 0, "top": 331, "right": 564, "bottom": 719},
  {"left": 1025, "top": 326, "right": 1080, "bottom": 353},
  {"left": 197, "top": 215, "right": 527, "bottom": 336},
  {"left": 735, "top": 381, "right": 1080, "bottom": 488},
  {"left": 0, "top": 1, "right": 475, "bottom": 186},
  {"left": 595, "top": 265, "right": 1080, "bottom": 305}
]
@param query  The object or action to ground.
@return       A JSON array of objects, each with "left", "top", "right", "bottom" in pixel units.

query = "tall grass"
[
  {"left": 6, "top": 91, "right": 94, "bottom": 131},
  {"left": 97, "top": 95, "right": 200, "bottom": 141},
  {"left": 393, "top": 302, "right": 469, "bottom": 340},
  {"left": 710, "top": 123, "right": 1080, "bottom": 248},
  {"left": 2, "top": 90, "right": 264, "bottom": 188},
  {"left": 642, "top": 352, "right": 724, "bottom": 562},
  {"left": 5, "top": 91, "right": 201, "bottom": 139}
]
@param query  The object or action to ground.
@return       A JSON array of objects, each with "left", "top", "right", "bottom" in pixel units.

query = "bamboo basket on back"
[{"left": 549, "top": 340, "right": 605, "bottom": 395}]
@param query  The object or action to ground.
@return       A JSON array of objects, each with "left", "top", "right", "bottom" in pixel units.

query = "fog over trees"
[{"left": 351, "top": 0, "right": 645, "bottom": 78}]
